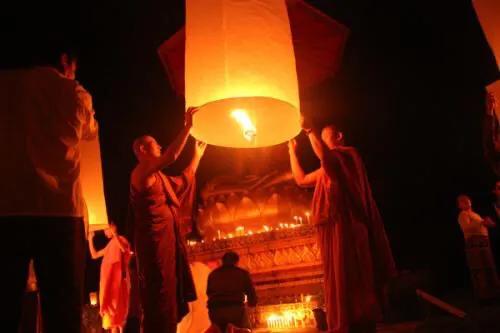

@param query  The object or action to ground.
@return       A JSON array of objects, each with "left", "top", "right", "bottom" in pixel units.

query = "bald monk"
[
  {"left": 130, "top": 107, "right": 207, "bottom": 333},
  {"left": 288, "top": 117, "right": 397, "bottom": 333}
]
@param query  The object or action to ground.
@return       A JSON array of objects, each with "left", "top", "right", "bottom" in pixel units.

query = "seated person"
[{"left": 207, "top": 252, "right": 257, "bottom": 332}]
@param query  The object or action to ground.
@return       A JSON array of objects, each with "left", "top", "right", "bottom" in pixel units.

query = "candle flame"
[{"left": 231, "top": 109, "right": 256, "bottom": 141}]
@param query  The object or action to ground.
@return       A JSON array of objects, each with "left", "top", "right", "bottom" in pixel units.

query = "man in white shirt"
[
  {"left": 0, "top": 45, "right": 98, "bottom": 332},
  {"left": 457, "top": 194, "right": 499, "bottom": 300}
]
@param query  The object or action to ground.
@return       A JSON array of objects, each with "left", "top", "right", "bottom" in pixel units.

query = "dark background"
[{"left": 1, "top": 0, "right": 498, "bottom": 296}]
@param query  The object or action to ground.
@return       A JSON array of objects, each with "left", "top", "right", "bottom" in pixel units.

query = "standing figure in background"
[
  {"left": 457, "top": 194, "right": 499, "bottom": 300},
  {"left": 288, "top": 117, "right": 397, "bottom": 333},
  {"left": 206, "top": 251, "right": 257, "bottom": 333},
  {"left": 0, "top": 45, "right": 98, "bottom": 332},
  {"left": 492, "top": 181, "right": 500, "bottom": 222},
  {"left": 483, "top": 91, "right": 499, "bottom": 176},
  {"left": 130, "top": 107, "right": 207, "bottom": 333},
  {"left": 89, "top": 222, "right": 132, "bottom": 333}
]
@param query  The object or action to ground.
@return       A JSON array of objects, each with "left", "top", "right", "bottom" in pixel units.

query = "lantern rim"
[{"left": 189, "top": 96, "right": 301, "bottom": 148}]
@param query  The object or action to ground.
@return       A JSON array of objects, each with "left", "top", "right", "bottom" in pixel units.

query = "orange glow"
[
  {"left": 474, "top": 0, "right": 500, "bottom": 103},
  {"left": 231, "top": 109, "right": 257, "bottom": 142},
  {"left": 80, "top": 136, "right": 109, "bottom": 232},
  {"left": 185, "top": 0, "right": 301, "bottom": 148},
  {"left": 89, "top": 292, "right": 98, "bottom": 306},
  {"left": 264, "top": 300, "right": 316, "bottom": 329}
]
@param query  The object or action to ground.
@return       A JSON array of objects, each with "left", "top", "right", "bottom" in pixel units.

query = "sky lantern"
[
  {"left": 473, "top": 0, "right": 500, "bottom": 106},
  {"left": 185, "top": 0, "right": 301, "bottom": 148},
  {"left": 80, "top": 136, "right": 109, "bottom": 232},
  {"left": 159, "top": 0, "right": 349, "bottom": 147}
]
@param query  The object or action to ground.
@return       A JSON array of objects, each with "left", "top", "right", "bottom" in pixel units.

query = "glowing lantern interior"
[
  {"left": 473, "top": 0, "right": 500, "bottom": 114},
  {"left": 80, "top": 136, "right": 109, "bottom": 231},
  {"left": 185, "top": 0, "right": 301, "bottom": 148}
]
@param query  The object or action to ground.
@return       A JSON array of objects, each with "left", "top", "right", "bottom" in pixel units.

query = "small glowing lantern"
[
  {"left": 89, "top": 291, "right": 98, "bottom": 307},
  {"left": 185, "top": 0, "right": 301, "bottom": 147},
  {"left": 80, "top": 136, "right": 109, "bottom": 232}
]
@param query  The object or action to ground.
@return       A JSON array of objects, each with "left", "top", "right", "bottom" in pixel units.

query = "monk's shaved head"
[
  {"left": 132, "top": 135, "right": 161, "bottom": 160},
  {"left": 321, "top": 124, "right": 344, "bottom": 149}
]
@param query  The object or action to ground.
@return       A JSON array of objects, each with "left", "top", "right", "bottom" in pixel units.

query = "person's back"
[
  {"left": 0, "top": 49, "right": 99, "bottom": 333},
  {"left": 0, "top": 66, "right": 96, "bottom": 217},
  {"left": 207, "top": 265, "right": 256, "bottom": 308},
  {"left": 207, "top": 252, "right": 257, "bottom": 333}
]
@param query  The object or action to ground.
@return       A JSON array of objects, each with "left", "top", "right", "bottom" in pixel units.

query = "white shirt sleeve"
[{"left": 75, "top": 83, "right": 98, "bottom": 140}]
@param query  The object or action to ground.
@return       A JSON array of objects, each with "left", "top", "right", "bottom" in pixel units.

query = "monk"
[
  {"left": 288, "top": 117, "right": 397, "bottom": 333},
  {"left": 88, "top": 222, "right": 132, "bottom": 333},
  {"left": 130, "top": 107, "right": 207, "bottom": 333}
]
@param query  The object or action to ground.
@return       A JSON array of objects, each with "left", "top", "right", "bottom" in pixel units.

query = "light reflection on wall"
[
  {"left": 201, "top": 214, "right": 308, "bottom": 243},
  {"left": 254, "top": 296, "right": 317, "bottom": 330}
]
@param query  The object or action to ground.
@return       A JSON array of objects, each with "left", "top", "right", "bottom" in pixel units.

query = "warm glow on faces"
[
  {"left": 61, "top": 54, "right": 77, "bottom": 80},
  {"left": 66, "top": 60, "right": 77, "bottom": 80},
  {"left": 104, "top": 225, "right": 116, "bottom": 238},
  {"left": 457, "top": 196, "right": 472, "bottom": 211},
  {"left": 142, "top": 137, "right": 162, "bottom": 158},
  {"left": 321, "top": 126, "right": 337, "bottom": 148},
  {"left": 231, "top": 109, "right": 257, "bottom": 142}
]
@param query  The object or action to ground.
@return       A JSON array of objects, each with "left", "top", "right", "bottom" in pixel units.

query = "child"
[{"left": 89, "top": 223, "right": 132, "bottom": 333}]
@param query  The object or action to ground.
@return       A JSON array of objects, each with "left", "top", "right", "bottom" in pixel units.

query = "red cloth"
[
  {"left": 130, "top": 171, "right": 197, "bottom": 333},
  {"left": 157, "top": 0, "right": 349, "bottom": 97},
  {"left": 99, "top": 236, "right": 131, "bottom": 329},
  {"left": 312, "top": 147, "right": 397, "bottom": 333}
]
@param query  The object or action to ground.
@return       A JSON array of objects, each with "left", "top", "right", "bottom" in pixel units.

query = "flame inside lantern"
[{"left": 231, "top": 109, "right": 257, "bottom": 142}]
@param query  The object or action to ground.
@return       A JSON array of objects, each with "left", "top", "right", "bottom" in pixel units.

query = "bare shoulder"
[{"left": 131, "top": 165, "right": 156, "bottom": 191}]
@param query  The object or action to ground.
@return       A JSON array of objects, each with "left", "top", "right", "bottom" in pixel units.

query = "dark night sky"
[{"left": 1, "top": 0, "right": 499, "bottom": 293}]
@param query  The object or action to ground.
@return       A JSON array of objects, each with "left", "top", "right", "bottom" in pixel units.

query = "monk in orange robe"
[
  {"left": 130, "top": 107, "right": 207, "bottom": 333},
  {"left": 88, "top": 223, "right": 132, "bottom": 333},
  {"left": 288, "top": 118, "right": 397, "bottom": 333}
]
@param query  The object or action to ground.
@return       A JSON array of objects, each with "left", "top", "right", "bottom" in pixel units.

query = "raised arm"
[
  {"left": 288, "top": 139, "right": 320, "bottom": 187},
  {"left": 150, "top": 107, "right": 197, "bottom": 173},
  {"left": 299, "top": 114, "right": 330, "bottom": 162},
  {"left": 306, "top": 130, "right": 329, "bottom": 162},
  {"left": 88, "top": 231, "right": 106, "bottom": 259},
  {"left": 185, "top": 140, "right": 207, "bottom": 175}
]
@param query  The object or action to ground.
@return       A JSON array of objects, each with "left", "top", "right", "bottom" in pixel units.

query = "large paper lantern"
[
  {"left": 80, "top": 136, "right": 109, "bottom": 232},
  {"left": 473, "top": 0, "right": 500, "bottom": 103},
  {"left": 185, "top": 0, "right": 301, "bottom": 148},
  {"left": 159, "top": 0, "right": 349, "bottom": 97}
]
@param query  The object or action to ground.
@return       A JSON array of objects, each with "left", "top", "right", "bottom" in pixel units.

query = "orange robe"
[
  {"left": 100, "top": 236, "right": 131, "bottom": 330},
  {"left": 312, "top": 147, "right": 397, "bottom": 333},
  {"left": 130, "top": 171, "right": 197, "bottom": 333}
]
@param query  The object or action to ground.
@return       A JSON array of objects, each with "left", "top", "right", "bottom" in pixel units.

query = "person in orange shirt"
[{"left": 89, "top": 222, "right": 132, "bottom": 333}]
